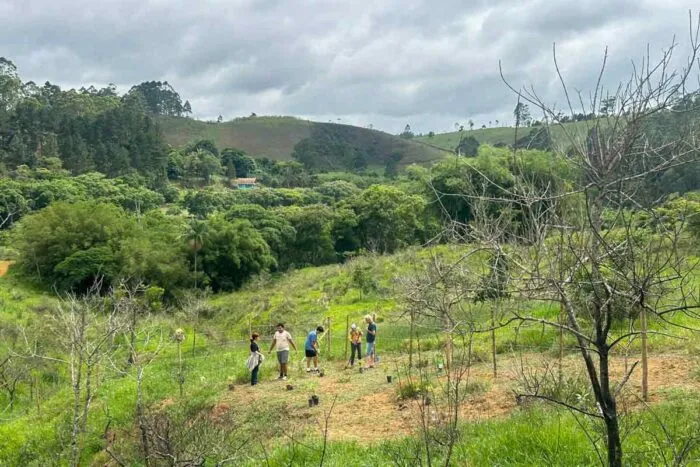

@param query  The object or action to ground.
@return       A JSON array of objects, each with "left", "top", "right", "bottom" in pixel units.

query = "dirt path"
[
  {"left": 215, "top": 352, "right": 700, "bottom": 444},
  {"left": 0, "top": 260, "right": 13, "bottom": 277}
]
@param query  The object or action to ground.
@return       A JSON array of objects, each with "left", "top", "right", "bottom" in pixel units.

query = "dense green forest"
[
  {"left": 1, "top": 56, "right": 599, "bottom": 297},
  {"left": 2, "top": 50, "right": 700, "bottom": 467}
]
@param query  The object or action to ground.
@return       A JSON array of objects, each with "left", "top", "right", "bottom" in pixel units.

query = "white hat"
[{"left": 351, "top": 323, "right": 357, "bottom": 329}]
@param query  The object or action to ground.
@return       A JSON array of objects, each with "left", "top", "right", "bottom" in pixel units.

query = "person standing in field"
[
  {"left": 348, "top": 323, "right": 362, "bottom": 367},
  {"left": 304, "top": 326, "right": 324, "bottom": 372},
  {"left": 247, "top": 333, "right": 264, "bottom": 386},
  {"left": 364, "top": 315, "right": 377, "bottom": 368},
  {"left": 269, "top": 323, "right": 296, "bottom": 380}
]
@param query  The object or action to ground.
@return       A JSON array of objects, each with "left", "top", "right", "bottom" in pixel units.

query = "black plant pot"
[
  {"left": 308, "top": 398, "right": 314, "bottom": 407},
  {"left": 386, "top": 375, "right": 393, "bottom": 383},
  {"left": 312, "top": 395, "right": 320, "bottom": 406}
]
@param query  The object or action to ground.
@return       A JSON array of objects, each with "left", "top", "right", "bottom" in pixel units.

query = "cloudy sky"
[{"left": 1, "top": 0, "right": 698, "bottom": 134}]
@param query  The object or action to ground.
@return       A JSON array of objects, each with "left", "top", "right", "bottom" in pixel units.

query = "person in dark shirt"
[
  {"left": 249, "top": 333, "right": 262, "bottom": 385},
  {"left": 364, "top": 315, "right": 377, "bottom": 368}
]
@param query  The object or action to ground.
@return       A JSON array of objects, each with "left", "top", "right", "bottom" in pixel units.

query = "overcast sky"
[{"left": 2, "top": 0, "right": 698, "bottom": 134}]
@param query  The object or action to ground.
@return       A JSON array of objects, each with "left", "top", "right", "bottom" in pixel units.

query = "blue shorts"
[{"left": 366, "top": 342, "right": 376, "bottom": 356}]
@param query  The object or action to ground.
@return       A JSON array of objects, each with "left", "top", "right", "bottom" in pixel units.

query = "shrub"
[{"left": 396, "top": 378, "right": 431, "bottom": 401}]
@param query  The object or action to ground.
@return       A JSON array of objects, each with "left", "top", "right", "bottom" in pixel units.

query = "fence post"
[
  {"left": 491, "top": 304, "right": 497, "bottom": 379},
  {"left": 327, "top": 316, "right": 332, "bottom": 357},
  {"left": 248, "top": 318, "right": 252, "bottom": 339},
  {"left": 344, "top": 315, "right": 349, "bottom": 364},
  {"left": 409, "top": 308, "right": 414, "bottom": 370},
  {"left": 641, "top": 306, "right": 649, "bottom": 401},
  {"left": 558, "top": 304, "right": 564, "bottom": 387}
]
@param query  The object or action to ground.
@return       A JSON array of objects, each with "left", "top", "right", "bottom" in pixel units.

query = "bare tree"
[
  {"left": 474, "top": 249, "right": 510, "bottom": 378},
  {"left": 180, "top": 290, "right": 210, "bottom": 358},
  {"left": 398, "top": 252, "right": 483, "bottom": 466},
  {"left": 428, "top": 16, "right": 700, "bottom": 467},
  {"left": 317, "top": 395, "right": 338, "bottom": 466},
  {"left": 19, "top": 283, "right": 125, "bottom": 467},
  {"left": 0, "top": 355, "right": 26, "bottom": 412}
]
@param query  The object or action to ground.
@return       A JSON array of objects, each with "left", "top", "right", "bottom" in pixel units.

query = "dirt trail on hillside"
[
  {"left": 0, "top": 260, "right": 13, "bottom": 277},
  {"left": 216, "top": 352, "right": 700, "bottom": 444}
]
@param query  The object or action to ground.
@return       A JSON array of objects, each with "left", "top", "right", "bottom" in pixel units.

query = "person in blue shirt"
[
  {"left": 305, "top": 326, "right": 325, "bottom": 373},
  {"left": 364, "top": 315, "right": 377, "bottom": 368}
]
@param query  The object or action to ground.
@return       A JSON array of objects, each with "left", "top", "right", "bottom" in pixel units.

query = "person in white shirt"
[{"left": 268, "top": 323, "right": 297, "bottom": 380}]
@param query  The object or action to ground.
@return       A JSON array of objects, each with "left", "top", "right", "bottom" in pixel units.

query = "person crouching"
[{"left": 305, "top": 326, "right": 324, "bottom": 373}]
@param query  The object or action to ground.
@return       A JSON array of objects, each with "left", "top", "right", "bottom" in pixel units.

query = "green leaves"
[
  {"left": 13, "top": 201, "right": 133, "bottom": 292},
  {"left": 198, "top": 215, "right": 274, "bottom": 292},
  {"left": 345, "top": 185, "right": 425, "bottom": 254},
  {"left": 1, "top": 65, "right": 169, "bottom": 179}
]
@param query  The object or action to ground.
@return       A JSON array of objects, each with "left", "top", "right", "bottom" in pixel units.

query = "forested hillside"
[
  {"left": 158, "top": 115, "right": 449, "bottom": 168},
  {"left": 0, "top": 60, "right": 172, "bottom": 182}
]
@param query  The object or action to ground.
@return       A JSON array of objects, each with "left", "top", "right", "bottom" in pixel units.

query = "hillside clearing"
[
  {"left": 214, "top": 351, "right": 700, "bottom": 445},
  {"left": 415, "top": 120, "right": 594, "bottom": 152},
  {"left": 158, "top": 115, "right": 450, "bottom": 165}
]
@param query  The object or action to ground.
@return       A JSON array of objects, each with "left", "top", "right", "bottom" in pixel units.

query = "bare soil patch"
[{"left": 215, "top": 352, "right": 700, "bottom": 444}]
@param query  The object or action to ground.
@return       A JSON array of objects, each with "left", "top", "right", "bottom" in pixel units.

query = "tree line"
[
  {"left": 0, "top": 57, "right": 195, "bottom": 183},
  {"left": 4, "top": 142, "right": 577, "bottom": 297}
]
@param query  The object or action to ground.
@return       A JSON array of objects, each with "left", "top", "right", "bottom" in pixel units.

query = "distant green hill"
[
  {"left": 416, "top": 121, "right": 593, "bottom": 152},
  {"left": 158, "top": 116, "right": 450, "bottom": 167}
]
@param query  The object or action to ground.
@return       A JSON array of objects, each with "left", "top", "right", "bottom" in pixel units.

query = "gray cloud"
[{"left": 2, "top": 0, "right": 698, "bottom": 134}]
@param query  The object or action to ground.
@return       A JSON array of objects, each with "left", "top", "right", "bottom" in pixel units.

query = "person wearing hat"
[{"left": 348, "top": 323, "right": 363, "bottom": 367}]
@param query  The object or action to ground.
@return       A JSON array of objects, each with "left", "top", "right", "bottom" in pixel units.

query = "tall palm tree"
[
  {"left": 184, "top": 219, "right": 207, "bottom": 290},
  {"left": 183, "top": 219, "right": 208, "bottom": 356}
]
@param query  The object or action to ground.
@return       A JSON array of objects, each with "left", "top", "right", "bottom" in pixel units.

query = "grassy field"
[
  {"left": 415, "top": 121, "right": 594, "bottom": 152},
  {"left": 1, "top": 247, "right": 699, "bottom": 465},
  {"left": 158, "top": 115, "right": 450, "bottom": 166}
]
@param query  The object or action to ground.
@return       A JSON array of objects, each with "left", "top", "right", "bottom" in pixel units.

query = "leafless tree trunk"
[
  {"left": 425, "top": 15, "right": 700, "bottom": 467},
  {"left": 112, "top": 285, "right": 163, "bottom": 467},
  {"left": 23, "top": 283, "right": 126, "bottom": 467},
  {"left": 0, "top": 356, "right": 26, "bottom": 412},
  {"left": 398, "top": 251, "right": 483, "bottom": 466}
]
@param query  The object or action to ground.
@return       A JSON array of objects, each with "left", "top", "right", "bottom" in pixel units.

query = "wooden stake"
[
  {"left": 344, "top": 315, "right": 349, "bottom": 363},
  {"left": 559, "top": 303, "right": 564, "bottom": 386},
  {"left": 409, "top": 308, "right": 415, "bottom": 369},
  {"left": 327, "top": 317, "right": 332, "bottom": 357},
  {"left": 446, "top": 330, "right": 453, "bottom": 371},
  {"left": 491, "top": 305, "right": 497, "bottom": 379},
  {"left": 444, "top": 313, "right": 453, "bottom": 371},
  {"left": 641, "top": 306, "right": 649, "bottom": 401}
]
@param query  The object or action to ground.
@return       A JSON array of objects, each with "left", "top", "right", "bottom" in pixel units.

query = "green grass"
[
  {"left": 158, "top": 116, "right": 314, "bottom": 160},
  {"left": 416, "top": 120, "right": 595, "bottom": 152},
  {"left": 1, "top": 244, "right": 700, "bottom": 465},
  {"left": 257, "top": 394, "right": 700, "bottom": 466},
  {"left": 158, "top": 115, "right": 450, "bottom": 165}
]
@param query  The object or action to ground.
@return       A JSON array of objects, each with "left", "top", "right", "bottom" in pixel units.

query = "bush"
[
  {"left": 145, "top": 286, "right": 165, "bottom": 312},
  {"left": 396, "top": 378, "right": 431, "bottom": 401},
  {"left": 463, "top": 380, "right": 490, "bottom": 395}
]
